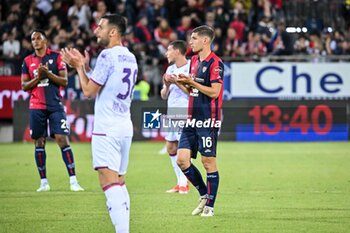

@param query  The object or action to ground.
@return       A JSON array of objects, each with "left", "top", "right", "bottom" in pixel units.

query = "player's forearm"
[
  {"left": 46, "top": 72, "right": 68, "bottom": 87},
  {"left": 191, "top": 82, "right": 220, "bottom": 99},
  {"left": 76, "top": 67, "right": 94, "bottom": 97},
  {"left": 160, "top": 85, "right": 169, "bottom": 100},
  {"left": 175, "top": 82, "right": 190, "bottom": 95},
  {"left": 22, "top": 78, "right": 40, "bottom": 91}
]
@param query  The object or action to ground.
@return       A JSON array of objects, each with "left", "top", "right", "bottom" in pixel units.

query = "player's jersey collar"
[
  {"left": 197, "top": 51, "right": 214, "bottom": 62},
  {"left": 33, "top": 48, "right": 52, "bottom": 57}
]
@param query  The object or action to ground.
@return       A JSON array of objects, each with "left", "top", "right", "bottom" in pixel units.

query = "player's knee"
[
  {"left": 166, "top": 146, "right": 176, "bottom": 155},
  {"left": 201, "top": 157, "right": 217, "bottom": 172},
  {"left": 55, "top": 135, "right": 69, "bottom": 148},
  {"left": 35, "top": 138, "right": 46, "bottom": 147},
  {"left": 176, "top": 156, "right": 189, "bottom": 169}
]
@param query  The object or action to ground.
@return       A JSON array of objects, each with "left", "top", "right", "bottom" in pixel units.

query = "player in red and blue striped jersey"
[
  {"left": 177, "top": 25, "right": 224, "bottom": 217},
  {"left": 21, "top": 29, "right": 84, "bottom": 192}
]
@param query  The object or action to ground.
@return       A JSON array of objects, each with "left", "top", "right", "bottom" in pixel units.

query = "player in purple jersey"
[
  {"left": 176, "top": 25, "right": 224, "bottom": 217},
  {"left": 21, "top": 29, "right": 84, "bottom": 192}
]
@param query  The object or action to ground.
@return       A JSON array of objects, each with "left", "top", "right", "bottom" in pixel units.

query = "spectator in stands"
[
  {"left": 19, "top": 37, "right": 33, "bottom": 59},
  {"left": 211, "top": 0, "right": 230, "bottom": 30},
  {"left": 342, "top": 0, "right": 350, "bottom": 30},
  {"left": 229, "top": 13, "right": 246, "bottom": 42},
  {"left": 66, "top": 16, "right": 84, "bottom": 42},
  {"left": 154, "top": 18, "right": 173, "bottom": 46},
  {"left": 67, "top": 0, "right": 91, "bottom": 32},
  {"left": 0, "top": 11, "right": 20, "bottom": 35},
  {"left": 22, "top": 16, "right": 37, "bottom": 39},
  {"left": 230, "top": 0, "right": 249, "bottom": 18},
  {"left": 146, "top": 0, "right": 169, "bottom": 30},
  {"left": 337, "top": 39, "right": 350, "bottom": 55},
  {"left": 212, "top": 27, "right": 224, "bottom": 56},
  {"left": 143, "top": 42, "right": 162, "bottom": 97},
  {"left": 308, "top": 30, "right": 324, "bottom": 55},
  {"left": 176, "top": 15, "right": 193, "bottom": 40},
  {"left": 270, "top": 21, "right": 294, "bottom": 55},
  {"left": 48, "top": 0, "right": 68, "bottom": 28},
  {"left": 134, "top": 74, "right": 151, "bottom": 101},
  {"left": 45, "top": 15, "right": 62, "bottom": 41},
  {"left": 294, "top": 34, "right": 310, "bottom": 55},
  {"left": 223, "top": 27, "right": 241, "bottom": 57},
  {"left": 35, "top": 0, "right": 52, "bottom": 15},
  {"left": 3, "top": 32, "right": 20, "bottom": 59},
  {"left": 245, "top": 31, "right": 267, "bottom": 57},
  {"left": 134, "top": 14, "right": 153, "bottom": 43},
  {"left": 204, "top": 11, "right": 216, "bottom": 29},
  {"left": 326, "top": 30, "right": 345, "bottom": 55},
  {"left": 91, "top": 0, "right": 109, "bottom": 32},
  {"left": 181, "top": 0, "right": 204, "bottom": 28}
]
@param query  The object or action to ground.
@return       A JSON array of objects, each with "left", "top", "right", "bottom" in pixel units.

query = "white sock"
[
  {"left": 170, "top": 155, "right": 187, "bottom": 187},
  {"left": 178, "top": 172, "right": 188, "bottom": 187},
  {"left": 121, "top": 185, "right": 130, "bottom": 224},
  {"left": 69, "top": 175, "right": 77, "bottom": 184},
  {"left": 104, "top": 185, "right": 129, "bottom": 233},
  {"left": 40, "top": 178, "right": 48, "bottom": 185}
]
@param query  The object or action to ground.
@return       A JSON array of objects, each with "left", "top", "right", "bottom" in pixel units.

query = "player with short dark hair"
[
  {"left": 61, "top": 14, "right": 137, "bottom": 232},
  {"left": 21, "top": 29, "right": 84, "bottom": 192},
  {"left": 161, "top": 40, "right": 190, "bottom": 194},
  {"left": 176, "top": 25, "right": 224, "bottom": 217}
]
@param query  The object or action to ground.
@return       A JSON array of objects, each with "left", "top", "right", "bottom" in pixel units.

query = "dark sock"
[
  {"left": 35, "top": 147, "right": 47, "bottom": 179},
  {"left": 61, "top": 146, "right": 76, "bottom": 176},
  {"left": 206, "top": 171, "right": 219, "bottom": 207},
  {"left": 182, "top": 164, "right": 207, "bottom": 196}
]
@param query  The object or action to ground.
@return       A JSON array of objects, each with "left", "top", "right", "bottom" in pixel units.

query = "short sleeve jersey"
[
  {"left": 188, "top": 52, "right": 224, "bottom": 121},
  {"left": 21, "top": 49, "right": 67, "bottom": 111},
  {"left": 90, "top": 46, "right": 138, "bottom": 137}
]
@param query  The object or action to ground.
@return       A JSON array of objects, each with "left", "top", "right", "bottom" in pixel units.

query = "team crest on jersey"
[
  {"left": 202, "top": 67, "right": 207, "bottom": 73},
  {"left": 49, "top": 59, "right": 53, "bottom": 64}
]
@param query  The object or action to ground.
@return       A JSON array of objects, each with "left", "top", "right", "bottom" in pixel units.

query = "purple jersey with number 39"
[{"left": 90, "top": 46, "right": 138, "bottom": 137}]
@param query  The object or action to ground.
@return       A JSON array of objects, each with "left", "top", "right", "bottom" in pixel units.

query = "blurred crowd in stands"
[{"left": 1, "top": 0, "right": 350, "bottom": 98}]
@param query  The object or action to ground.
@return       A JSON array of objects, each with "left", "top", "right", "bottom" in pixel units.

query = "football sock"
[
  {"left": 61, "top": 146, "right": 76, "bottom": 176},
  {"left": 69, "top": 175, "right": 78, "bottom": 185},
  {"left": 169, "top": 153, "right": 187, "bottom": 186},
  {"left": 40, "top": 178, "right": 48, "bottom": 185},
  {"left": 35, "top": 147, "right": 47, "bottom": 179},
  {"left": 121, "top": 184, "right": 130, "bottom": 220},
  {"left": 182, "top": 164, "right": 207, "bottom": 196},
  {"left": 103, "top": 183, "right": 129, "bottom": 233},
  {"left": 206, "top": 171, "right": 219, "bottom": 208}
]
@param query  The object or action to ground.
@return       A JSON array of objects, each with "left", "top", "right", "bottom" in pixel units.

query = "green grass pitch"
[{"left": 0, "top": 141, "right": 350, "bottom": 233}]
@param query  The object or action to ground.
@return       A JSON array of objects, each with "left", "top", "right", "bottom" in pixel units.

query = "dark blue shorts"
[
  {"left": 30, "top": 109, "right": 70, "bottom": 139},
  {"left": 178, "top": 126, "right": 218, "bottom": 158}
]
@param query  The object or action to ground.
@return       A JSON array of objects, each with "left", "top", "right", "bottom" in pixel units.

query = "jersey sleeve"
[
  {"left": 57, "top": 53, "right": 67, "bottom": 71},
  {"left": 90, "top": 50, "right": 112, "bottom": 86},
  {"left": 210, "top": 59, "right": 224, "bottom": 84},
  {"left": 21, "top": 59, "right": 29, "bottom": 77}
]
